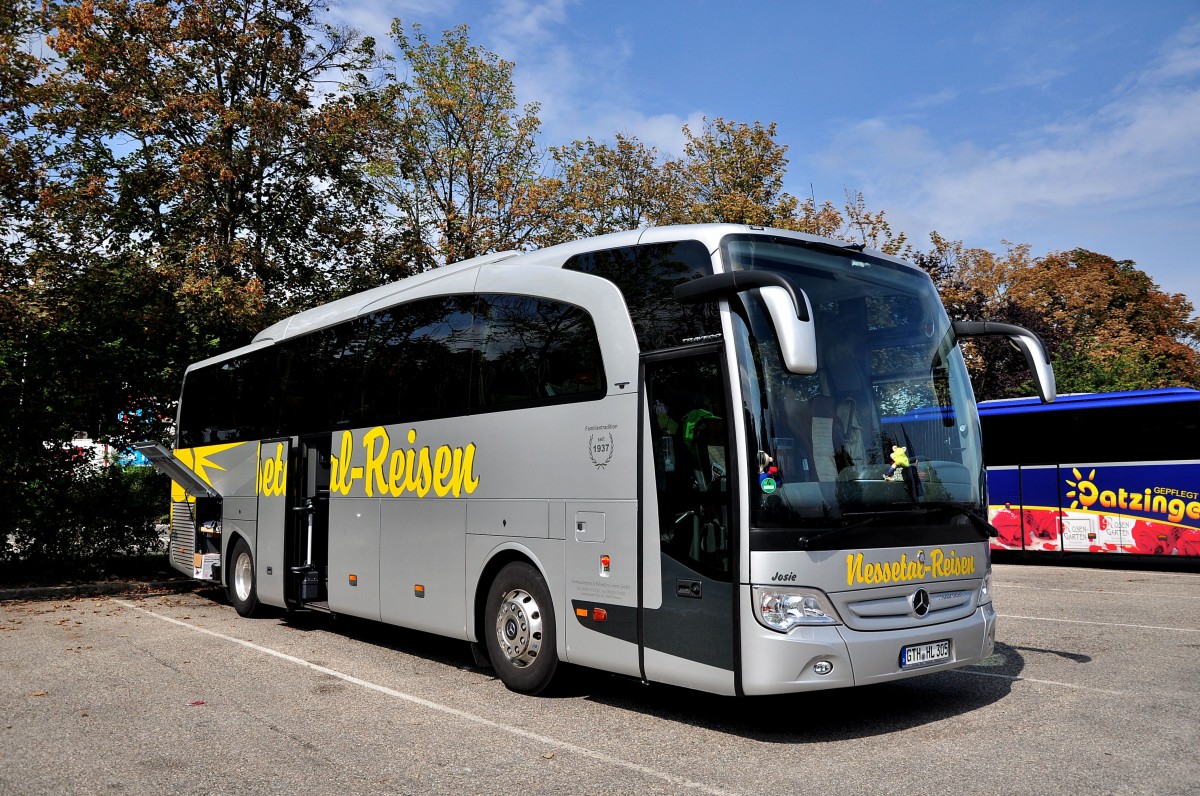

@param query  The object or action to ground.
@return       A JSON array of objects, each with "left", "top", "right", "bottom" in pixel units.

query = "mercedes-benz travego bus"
[{"left": 139, "top": 224, "right": 1055, "bottom": 696}]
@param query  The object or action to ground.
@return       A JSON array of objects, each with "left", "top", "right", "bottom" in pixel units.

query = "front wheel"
[
  {"left": 226, "top": 538, "right": 260, "bottom": 618},
  {"left": 484, "top": 562, "right": 559, "bottom": 694}
]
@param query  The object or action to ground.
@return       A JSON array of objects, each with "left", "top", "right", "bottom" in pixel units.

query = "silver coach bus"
[{"left": 139, "top": 224, "right": 1055, "bottom": 696}]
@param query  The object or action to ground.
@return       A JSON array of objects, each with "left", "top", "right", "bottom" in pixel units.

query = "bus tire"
[
  {"left": 484, "top": 562, "right": 559, "bottom": 695},
  {"left": 227, "top": 538, "right": 260, "bottom": 618}
]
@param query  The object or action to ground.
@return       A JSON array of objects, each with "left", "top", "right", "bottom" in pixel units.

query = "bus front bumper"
[{"left": 739, "top": 597, "right": 996, "bottom": 695}]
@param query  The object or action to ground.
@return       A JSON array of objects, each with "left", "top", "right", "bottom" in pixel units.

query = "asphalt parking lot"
[{"left": 2, "top": 561, "right": 1197, "bottom": 796}]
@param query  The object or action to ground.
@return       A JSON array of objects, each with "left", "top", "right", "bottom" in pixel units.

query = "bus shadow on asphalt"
[
  {"left": 238, "top": 593, "right": 1028, "bottom": 742},
  {"left": 573, "top": 645, "right": 1025, "bottom": 743}
]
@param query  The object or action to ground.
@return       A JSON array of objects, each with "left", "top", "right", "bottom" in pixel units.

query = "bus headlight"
[
  {"left": 978, "top": 569, "right": 994, "bottom": 605},
  {"left": 753, "top": 586, "right": 842, "bottom": 633}
]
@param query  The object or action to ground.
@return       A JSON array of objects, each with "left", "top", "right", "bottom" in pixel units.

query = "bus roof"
[
  {"left": 248, "top": 223, "right": 919, "bottom": 346},
  {"left": 977, "top": 387, "right": 1200, "bottom": 417},
  {"left": 185, "top": 223, "right": 922, "bottom": 373}
]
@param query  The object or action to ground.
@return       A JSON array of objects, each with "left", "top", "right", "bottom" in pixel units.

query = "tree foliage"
[
  {"left": 548, "top": 133, "right": 677, "bottom": 240},
  {"left": 37, "top": 0, "right": 399, "bottom": 307},
  {"left": 662, "top": 117, "right": 799, "bottom": 227},
  {"left": 1009, "top": 248, "right": 1200, "bottom": 392},
  {"left": 371, "top": 22, "right": 557, "bottom": 269},
  {"left": 917, "top": 236, "right": 1200, "bottom": 400},
  {"left": 2, "top": 0, "right": 398, "bottom": 563}
]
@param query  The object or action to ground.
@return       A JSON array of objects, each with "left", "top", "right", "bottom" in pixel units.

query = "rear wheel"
[
  {"left": 227, "top": 538, "right": 260, "bottom": 618},
  {"left": 484, "top": 562, "right": 559, "bottom": 694}
]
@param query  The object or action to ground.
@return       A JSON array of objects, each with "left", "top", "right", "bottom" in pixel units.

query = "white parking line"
[
  {"left": 115, "top": 599, "right": 742, "bottom": 796},
  {"left": 997, "top": 613, "right": 1200, "bottom": 633},
  {"left": 953, "top": 668, "right": 1127, "bottom": 695},
  {"left": 997, "top": 583, "right": 1200, "bottom": 601}
]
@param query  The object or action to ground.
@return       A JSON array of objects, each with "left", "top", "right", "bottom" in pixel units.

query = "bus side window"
[
  {"left": 474, "top": 294, "right": 605, "bottom": 411},
  {"left": 178, "top": 351, "right": 275, "bottom": 446},
  {"left": 563, "top": 240, "right": 717, "bottom": 352},
  {"left": 362, "top": 296, "right": 474, "bottom": 426}
]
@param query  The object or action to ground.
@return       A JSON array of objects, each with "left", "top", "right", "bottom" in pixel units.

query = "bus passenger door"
[
  {"left": 1021, "top": 465, "right": 1066, "bottom": 552},
  {"left": 289, "top": 435, "right": 331, "bottom": 606},
  {"left": 641, "top": 352, "right": 737, "bottom": 694},
  {"left": 255, "top": 438, "right": 292, "bottom": 608},
  {"left": 255, "top": 435, "right": 331, "bottom": 609}
]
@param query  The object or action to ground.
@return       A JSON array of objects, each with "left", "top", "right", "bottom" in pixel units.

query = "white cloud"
[
  {"left": 1137, "top": 18, "right": 1200, "bottom": 84},
  {"left": 461, "top": 1, "right": 704, "bottom": 154},
  {"left": 484, "top": 0, "right": 574, "bottom": 52},
  {"left": 325, "top": 0, "right": 456, "bottom": 43},
  {"left": 821, "top": 18, "right": 1200, "bottom": 247}
]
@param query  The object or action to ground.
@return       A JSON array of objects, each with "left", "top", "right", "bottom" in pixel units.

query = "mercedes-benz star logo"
[{"left": 911, "top": 588, "right": 931, "bottom": 618}]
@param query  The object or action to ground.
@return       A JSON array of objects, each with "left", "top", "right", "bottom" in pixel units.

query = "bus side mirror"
[
  {"left": 952, "top": 321, "right": 1057, "bottom": 403},
  {"left": 674, "top": 271, "right": 818, "bottom": 374},
  {"left": 759, "top": 285, "right": 817, "bottom": 374}
]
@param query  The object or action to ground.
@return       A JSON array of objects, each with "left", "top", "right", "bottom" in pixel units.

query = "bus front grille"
[{"left": 835, "top": 582, "right": 980, "bottom": 631}]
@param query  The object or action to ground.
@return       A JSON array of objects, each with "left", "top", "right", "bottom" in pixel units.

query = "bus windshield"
[{"left": 724, "top": 235, "right": 984, "bottom": 540}]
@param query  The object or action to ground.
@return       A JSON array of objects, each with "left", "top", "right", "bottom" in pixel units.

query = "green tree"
[
  {"left": 662, "top": 116, "right": 800, "bottom": 227},
  {"left": 1, "top": 0, "right": 401, "bottom": 563},
  {"left": 37, "top": 0, "right": 399, "bottom": 309},
  {"left": 1009, "top": 248, "right": 1200, "bottom": 391},
  {"left": 372, "top": 22, "right": 557, "bottom": 270},
  {"left": 841, "top": 189, "right": 910, "bottom": 257},
  {"left": 793, "top": 195, "right": 845, "bottom": 239},
  {"left": 547, "top": 133, "right": 679, "bottom": 241},
  {"left": 917, "top": 236, "right": 1200, "bottom": 399}
]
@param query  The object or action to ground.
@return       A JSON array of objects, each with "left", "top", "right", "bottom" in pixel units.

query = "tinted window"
[
  {"left": 178, "top": 349, "right": 276, "bottom": 447},
  {"left": 362, "top": 296, "right": 476, "bottom": 426},
  {"left": 177, "top": 291, "right": 607, "bottom": 446},
  {"left": 645, "top": 353, "right": 733, "bottom": 580},
  {"left": 564, "top": 240, "right": 717, "bottom": 351},
  {"left": 475, "top": 294, "right": 606, "bottom": 410},
  {"left": 277, "top": 321, "right": 371, "bottom": 435}
]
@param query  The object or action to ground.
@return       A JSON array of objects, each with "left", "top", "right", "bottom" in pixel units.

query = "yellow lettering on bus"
[
  {"left": 846, "top": 549, "right": 976, "bottom": 587},
  {"left": 388, "top": 449, "right": 406, "bottom": 495},
  {"left": 331, "top": 431, "right": 355, "bottom": 494},
  {"left": 258, "top": 442, "right": 288, "bottom": 497},
  {"left": 329, "top": 427, "right": 480, "bottom": 499},
  {"left": 363, "top": 427, "right": 389, "bottom": 498},
  {"left": 433, "top": 447, "right": 453, "bottom": 497},
  {"left": 459, "top": 444, "right": 480, "bottom": 496}
]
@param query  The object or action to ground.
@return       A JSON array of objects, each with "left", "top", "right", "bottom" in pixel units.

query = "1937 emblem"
[{"left": 589, "top": 433, "right": 614, "bottom": 468}]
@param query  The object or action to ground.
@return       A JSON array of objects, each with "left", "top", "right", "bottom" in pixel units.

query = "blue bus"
[{"left": 979, "top": 388, "right": 1200, "bottom": 558}]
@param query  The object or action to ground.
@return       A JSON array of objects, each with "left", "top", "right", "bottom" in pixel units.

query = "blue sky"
[{"left": 330, "top": 1, "right": 1200, "bottom": 307}]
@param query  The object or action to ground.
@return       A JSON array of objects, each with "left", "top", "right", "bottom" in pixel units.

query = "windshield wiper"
[
  {"left": 905, "top": 503, "right": 998, "bottom": 539},
  {"left": 794, "top": 515, "right": 881, "bottom": 550}
]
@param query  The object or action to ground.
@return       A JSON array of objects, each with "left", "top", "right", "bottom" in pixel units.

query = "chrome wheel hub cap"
[
  {"left": 495, "top": 588, "right": 543, "bottom": 668},
  {"left": 234, "top": 552, "right": 253, "bottom": 602}
]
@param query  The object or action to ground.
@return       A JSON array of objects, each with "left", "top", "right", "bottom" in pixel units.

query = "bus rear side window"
[
  {"left": 177, "top": 292, "right": 608, "bottom": 446},
  {"left": 475, "top": 294, "right": 605, "bottom": 411},
  {"left": 178, "top": 350, "right": 275, "bottom": 447},
  {"left": 564, "top": 240, "right": 716, "bottom": 352}
]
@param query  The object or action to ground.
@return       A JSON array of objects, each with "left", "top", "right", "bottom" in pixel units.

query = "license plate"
[{"left": 900, "top": 639, "right": 951, "bottom": 668}]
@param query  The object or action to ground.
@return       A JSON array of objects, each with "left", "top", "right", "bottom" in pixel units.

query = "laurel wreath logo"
[{"left": 588, "top": 432, "right": 614, "bottom": 469}]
